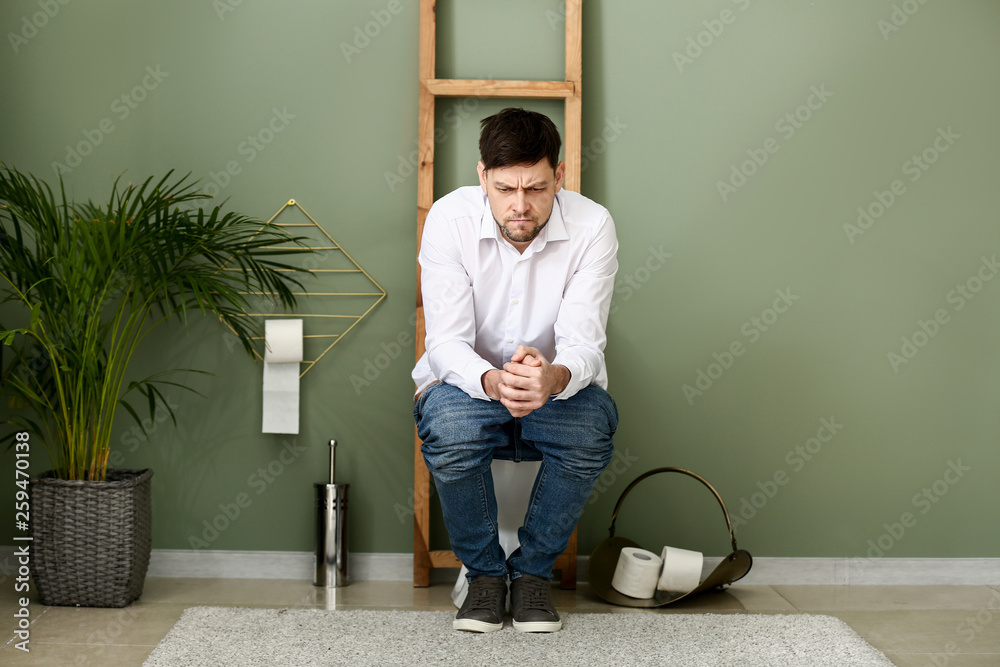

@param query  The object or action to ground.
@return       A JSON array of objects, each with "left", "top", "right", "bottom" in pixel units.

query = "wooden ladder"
[{"left": 413, "top": 0, "right": 584, "bottom": 589}]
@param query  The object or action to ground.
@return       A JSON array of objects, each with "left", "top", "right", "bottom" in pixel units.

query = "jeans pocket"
[
  {"left": 605, "top": 391, "right": 620, "bottom": 434},
  {"left": 413, "top": 381, "right": 440, "bottom": 424},
  {"left": 413, "top": 389, "right": 427, "bottom": 424}
]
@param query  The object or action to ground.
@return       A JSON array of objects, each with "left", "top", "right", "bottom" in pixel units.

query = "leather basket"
[{"left": 588, "top": 467, "right": 752, "bottom": 607}]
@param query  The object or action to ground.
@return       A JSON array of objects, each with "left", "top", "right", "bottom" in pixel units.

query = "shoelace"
[
  {"left": 516, "top": 578, "right": 550, "bottom": 610},
  {"left": 468, "top": 580, "right": 505, "bottom": 610}
]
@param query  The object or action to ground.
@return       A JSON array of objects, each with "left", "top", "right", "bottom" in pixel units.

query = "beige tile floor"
[{"left": 1, "top": 578, "right": 998, "bottom": 666}]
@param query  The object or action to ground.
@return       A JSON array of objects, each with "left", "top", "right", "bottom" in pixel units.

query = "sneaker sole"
[
  {"left": 512, "top": 619, "right": 562, "bottom": 633},
  {"left": 453, "top": 618, "right": 504, "bottom": 633}
]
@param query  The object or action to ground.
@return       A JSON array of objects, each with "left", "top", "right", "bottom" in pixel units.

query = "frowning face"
[{"left": 478, "top": 159, "right": 565, "bottom": 252}]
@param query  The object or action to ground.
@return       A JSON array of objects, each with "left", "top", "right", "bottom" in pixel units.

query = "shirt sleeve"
[
  {"left": 551, "top": 211, "right": 619, "bottom": 400},
  {"left": 419, "top": 207, "right": 495, "bottom": 400}
]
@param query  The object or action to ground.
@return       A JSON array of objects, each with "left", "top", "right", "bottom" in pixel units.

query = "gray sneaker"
[
  {"left": 510, "top": 573, "right": 562, "bottom": 633},
  {"left": 454, "top": 576, "right": 507, "bottom": 632}
]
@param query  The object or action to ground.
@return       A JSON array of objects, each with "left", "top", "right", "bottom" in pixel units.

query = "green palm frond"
[{"left": 0, "top": 164, "right": 313, "bottom": 480}]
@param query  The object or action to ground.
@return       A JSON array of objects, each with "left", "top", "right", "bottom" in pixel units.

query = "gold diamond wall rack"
[{"left": 230, "top": 199, "right": 386, "bottom": 377}]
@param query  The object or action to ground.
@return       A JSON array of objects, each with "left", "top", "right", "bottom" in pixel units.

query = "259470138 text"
[{"left": 13, "top": 430, "right": 32, "bottom": 652}]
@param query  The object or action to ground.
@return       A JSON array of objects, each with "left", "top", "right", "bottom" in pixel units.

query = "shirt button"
[
  {"left": 506, "top": 338, "right": 514, "bottom": 344},
  {"left": 512, "top": 299, "right": 519, "bottom": 305}
]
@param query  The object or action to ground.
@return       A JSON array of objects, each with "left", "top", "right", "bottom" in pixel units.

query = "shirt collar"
[{"left": 478, "top": 190, "right": 569, "bottom": 252}]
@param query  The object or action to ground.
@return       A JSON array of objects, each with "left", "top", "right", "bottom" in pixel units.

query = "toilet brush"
[{"left": 314, "top": 439, "right": 349, "bottom": 587}]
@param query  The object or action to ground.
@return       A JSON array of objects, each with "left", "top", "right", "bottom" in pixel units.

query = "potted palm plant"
[{"left": 0, "top": 164, "right": 311, "bottom": 607}]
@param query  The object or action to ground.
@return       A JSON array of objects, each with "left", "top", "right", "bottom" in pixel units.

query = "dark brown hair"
[{"left": 478, "top": 108, "right": 561, "bottom": 171}]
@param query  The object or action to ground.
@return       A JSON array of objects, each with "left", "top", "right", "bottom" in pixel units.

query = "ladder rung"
[
  {"left": 428, "top": 550, "right": 463, "bottom": 568},
  {"left": 424, "top": 79, "right": 575, "bottom": 99}
]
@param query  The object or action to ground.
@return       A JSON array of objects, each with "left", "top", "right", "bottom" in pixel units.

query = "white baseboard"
[
  {"left": 2, "top": 547, "right": 998, "bottom": 585},
  {"left": 712, "top": 556, "right": 1000, "bottom": 586},
  {"left": 146, "top": 552, "right": 1000, "bottom": 585},
  {"left": 145, "top": 549, "right": 416, "bottom": 582}
]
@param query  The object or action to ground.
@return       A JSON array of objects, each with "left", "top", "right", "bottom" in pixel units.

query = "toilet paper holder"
[{"left": 588, "top": 467, "right": 753, "bottom": 607}]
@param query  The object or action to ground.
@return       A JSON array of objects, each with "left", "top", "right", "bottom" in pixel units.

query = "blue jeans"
[{"left": 415, "top": 382, "right": 618, "bottom": 581}]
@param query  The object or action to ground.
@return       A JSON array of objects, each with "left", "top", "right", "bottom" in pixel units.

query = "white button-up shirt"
[{"left": 412, "top": 186, "right": 619, "bottom": 401}]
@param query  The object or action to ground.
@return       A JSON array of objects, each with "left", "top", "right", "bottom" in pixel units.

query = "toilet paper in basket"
[
  {"left": 657, "top": 546, "right": 704, "bottom": 595},
  {"left": 611, "top": 547, "right": 662, "bottom": 598},
  {"left": 611, "top": 545, "right": 705, "bottom": 599}
]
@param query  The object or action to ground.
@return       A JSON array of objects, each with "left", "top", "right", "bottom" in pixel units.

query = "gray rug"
[{"left": 144, "top": 607, "right": 894, "bottom": 666}]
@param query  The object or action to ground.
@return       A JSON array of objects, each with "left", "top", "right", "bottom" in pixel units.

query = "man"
[{"left": 412, "top": 108, "right": 619, "bottom": 633}]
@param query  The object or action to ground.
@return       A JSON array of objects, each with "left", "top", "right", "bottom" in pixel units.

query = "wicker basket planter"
[{"left": 29, "top": 468, "right": 153, "bottom": 608}]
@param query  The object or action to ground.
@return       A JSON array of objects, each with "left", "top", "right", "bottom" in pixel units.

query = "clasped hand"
[{"left": 482, "top": 345, "right": 570, "bottom": 418}]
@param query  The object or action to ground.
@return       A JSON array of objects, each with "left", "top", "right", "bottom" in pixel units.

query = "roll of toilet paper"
[
  {"left": 656, "top": 545, "right": 704, "bottom": 595},
  {"left": 262, "top": 319, "right": 303, "bottom": 434},
  {"left": 611, "top": 547, "right": 663, "bottom": 599}
]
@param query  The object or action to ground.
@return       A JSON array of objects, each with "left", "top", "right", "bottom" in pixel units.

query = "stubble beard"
[{"left": 497, "top": 214, "right": 546, "bottom": 244}]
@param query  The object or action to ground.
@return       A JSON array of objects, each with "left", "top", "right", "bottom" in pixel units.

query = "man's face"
[{"left": 478, "top": 159, "right": 565, "bottom": 250}]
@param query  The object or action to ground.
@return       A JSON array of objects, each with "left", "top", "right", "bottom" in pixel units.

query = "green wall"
[{"left": 2, "top": 0, "right": 999, "bottom": 562}]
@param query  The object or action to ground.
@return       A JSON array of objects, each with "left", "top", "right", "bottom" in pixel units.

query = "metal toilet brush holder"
[{"left": 314, "top": 439, "right": 349, "bottom": 588}]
